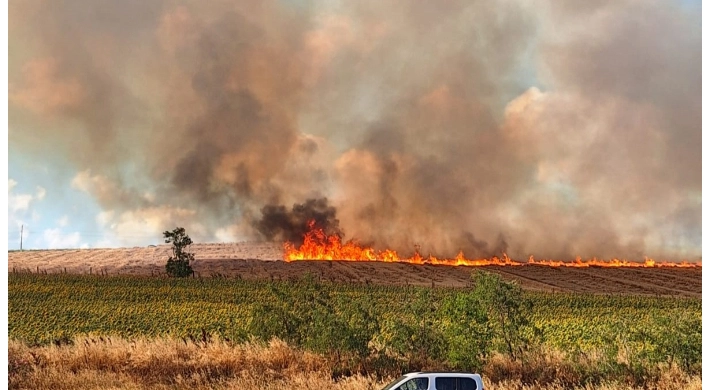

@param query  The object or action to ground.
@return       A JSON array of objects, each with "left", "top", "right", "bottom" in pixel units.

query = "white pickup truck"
[{"left": 381, "top": 372, "right": 484, "bottom": 390}]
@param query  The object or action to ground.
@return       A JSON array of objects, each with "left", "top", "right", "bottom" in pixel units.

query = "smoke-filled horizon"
[{"left": 9, "top": 0, "right": 701, "bottom": 260}]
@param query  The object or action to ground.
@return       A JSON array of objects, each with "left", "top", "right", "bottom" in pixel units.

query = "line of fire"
[{"left": 283, "top": 221, "right": 701, "bottom": 268}]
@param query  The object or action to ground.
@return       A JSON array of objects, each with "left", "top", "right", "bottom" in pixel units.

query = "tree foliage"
[
  {"left": 248, "top": 273, "right": 378, "bottom": 371},
  {"left": 376, "top": 288, "right": 446, "bottom": 370},
  {"left": 438, "top": 271, "right": 537, "bottom": 371},
  {"left": 439, "top": 286, "right": 491, "bottom": 370},
  {"left": 163, "top": 227, "right": 194, "bottom": 278},
  {"left": 470, "top": 271, "right": 537, "bottom": 360}
]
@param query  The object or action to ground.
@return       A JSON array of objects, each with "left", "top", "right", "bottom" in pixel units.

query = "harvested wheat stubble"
[{"left": 7, "top": 243, "right": 701, "bottom": 297}]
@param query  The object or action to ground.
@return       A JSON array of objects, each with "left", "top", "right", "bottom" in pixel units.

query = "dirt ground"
[{"left": 7, "top": 243, "right": 701, "bottom": 298}]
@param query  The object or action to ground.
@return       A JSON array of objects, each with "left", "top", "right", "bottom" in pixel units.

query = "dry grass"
[
  {"left": 9, "top": 336, "right": 383, "bottom": 390},
  {"left": 9, "top": 337, "right": 701, "bottom": 390},
  {"left": 483, "top": 349, "right": 702, "bottom": 390},
  {"left": 484, "top": 377, "right": 702, "bottom": 390}
]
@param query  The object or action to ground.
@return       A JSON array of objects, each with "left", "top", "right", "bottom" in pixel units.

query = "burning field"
[
  {"left": 8, "top": 214, "right": 702, "bottom": 298},
  {"left": 283, "top": 220, "right": 701, "bottom": 268},
  {"left": 8, "top": 206, "right": 702, "bottom": 297},
  {"left": 8, "top": 234, "right": 701, "bottom": 298},
  {"left": 8, "top": 2, "right": 702, "bottom": 388},
  {"left": 9, "top": 0, "right": 701, "bottom": 265}
]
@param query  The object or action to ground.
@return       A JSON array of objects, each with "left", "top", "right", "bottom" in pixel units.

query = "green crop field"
[{"left": 8, "top": 272, "right": 702, "bottom": 385}]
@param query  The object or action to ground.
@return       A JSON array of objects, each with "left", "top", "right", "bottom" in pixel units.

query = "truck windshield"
[{"left": 381, "top": 376, "right": 408, "bottom": 390}]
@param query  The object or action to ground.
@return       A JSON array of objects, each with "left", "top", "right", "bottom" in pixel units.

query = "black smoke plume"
[{"left": 256, "top": 198, "right": 343, "bottom": 245}]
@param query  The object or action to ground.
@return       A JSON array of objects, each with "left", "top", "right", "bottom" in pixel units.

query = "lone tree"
[{"left": 163, "top": 227, "right": 194, "bottom": 277}]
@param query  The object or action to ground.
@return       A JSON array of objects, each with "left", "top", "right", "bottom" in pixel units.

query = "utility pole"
[{"left": 20, "top": 224, "right": 23, "bottom": 251}]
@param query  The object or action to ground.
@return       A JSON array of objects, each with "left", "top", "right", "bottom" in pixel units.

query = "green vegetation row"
[{"left": 9, "top": 272, "right": 701, "bottom": 386}]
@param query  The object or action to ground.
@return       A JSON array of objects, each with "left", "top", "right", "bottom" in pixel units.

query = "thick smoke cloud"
[
  {"left": 9, "top": 0, "right": 700, "bottom": 260},
  {"left": 256, "top": 198, "right": 342, "bottom": 245}
]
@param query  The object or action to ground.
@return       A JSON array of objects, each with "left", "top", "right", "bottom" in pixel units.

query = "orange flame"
[{"left": 283, "top": 221, "right": 701, "bottom": 268}]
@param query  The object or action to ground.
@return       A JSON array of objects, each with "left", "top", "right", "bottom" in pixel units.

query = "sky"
[{"left": 7, "top": 0, "right": 702, "bottom": 261}]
